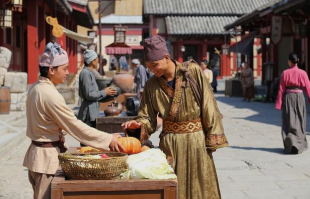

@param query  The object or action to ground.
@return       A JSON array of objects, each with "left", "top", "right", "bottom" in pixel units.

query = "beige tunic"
[{"left": 23, "top": 77, "right": 113, "bottom": 174}]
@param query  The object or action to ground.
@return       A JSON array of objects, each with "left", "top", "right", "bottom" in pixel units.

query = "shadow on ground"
[
  {"left": 215, "top": 90, "right": 310, "bottom": 132},
  {"left": 229, "top": 146, "right": 285, "bottom": 154}
]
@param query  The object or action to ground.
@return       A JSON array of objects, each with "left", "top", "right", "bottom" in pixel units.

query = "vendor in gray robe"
[
  {"left": 78, "top": 50, "right": 119, "bottom": 131},
  {"left": 132, "top": 59, "right": 149, "bottom": 98}
]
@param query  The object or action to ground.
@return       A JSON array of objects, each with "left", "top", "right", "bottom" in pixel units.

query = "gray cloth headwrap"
[
  {"left": 83, "top": 49, "right": 98, "bottom": 65},
  {"left": 39, "top": 42, "right": 69, "bottom": 67}
]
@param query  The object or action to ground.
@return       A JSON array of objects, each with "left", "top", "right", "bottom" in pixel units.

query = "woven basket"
[{"left": 59, "top": 152, "right": 128, "bottom": 180}]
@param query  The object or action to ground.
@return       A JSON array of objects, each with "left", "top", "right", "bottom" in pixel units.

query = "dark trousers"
[{"left": 243, "top": 85, "right": 254, "bottom": 100}]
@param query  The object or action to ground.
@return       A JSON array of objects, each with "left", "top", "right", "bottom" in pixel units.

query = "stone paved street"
[{"left": 0, "top": 91, "right": 310, "bottom": 199}]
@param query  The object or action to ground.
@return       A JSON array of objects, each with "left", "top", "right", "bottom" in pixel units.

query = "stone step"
[
  {"left": 0, "top": 111, "right": 27, "bottom": 163},
  {"left": 9, "top": 117, "right": 27, "bottom": 127},
  {"left": 0, "top": 126, "right": 8, "bottom": 137},
  {"left": 0, "top": 130, "right": 27, "bottom": 163},
  {"left": 2, "top": 111, "right": 26, "bottom": 123}
]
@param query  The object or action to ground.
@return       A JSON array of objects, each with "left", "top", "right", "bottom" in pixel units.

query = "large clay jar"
[
  {"left": 112, "top": 73, "right": 134, "bottom": 93},
  {"left": 104, "top": 103, "right": 120, "bottom": 117}
]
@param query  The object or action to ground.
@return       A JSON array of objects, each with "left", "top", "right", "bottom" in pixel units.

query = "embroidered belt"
[{"left": 162, "top": 118, "right": 203, "bottom": 133}]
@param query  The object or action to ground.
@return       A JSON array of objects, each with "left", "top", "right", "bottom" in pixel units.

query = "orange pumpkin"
[
  {"left": 118, "top": 137, "right": 141, "bottom": 155},
  {"left": 141, "top": 146, "right": 150, "bottom": 152}
]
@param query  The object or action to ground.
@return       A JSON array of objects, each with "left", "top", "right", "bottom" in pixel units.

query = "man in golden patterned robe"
[{"left": 122, "top": 35, "right": 228, "bottom": 199}]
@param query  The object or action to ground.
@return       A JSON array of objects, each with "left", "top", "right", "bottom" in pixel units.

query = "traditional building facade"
[
  {"left": 80, "top": 0, "right": 145, "bottom": 72},
  {"left": 0, "top": 0, "right": 93, "bottom": 84},
  {"left": 225, "top": 0, "right": 310, "bottom": 82},
  {"left": 143, "top": 0, "right": 273, "bottom": 78}
]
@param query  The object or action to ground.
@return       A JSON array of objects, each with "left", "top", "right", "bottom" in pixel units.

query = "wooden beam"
[{"left": 259, "top": 26, "right": 271, "bottom": 35}]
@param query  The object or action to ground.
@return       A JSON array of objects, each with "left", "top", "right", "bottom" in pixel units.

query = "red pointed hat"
[{"left": 143, "top": 35, "right": 169, "bottom": 62}]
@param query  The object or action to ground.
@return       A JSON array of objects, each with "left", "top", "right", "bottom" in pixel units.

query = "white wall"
[
  {"left": 156, "top": 18, "right": 166, "bottom": 34},
  {"left": 100, "top": 34, "right": 115, "bottom": 71}
]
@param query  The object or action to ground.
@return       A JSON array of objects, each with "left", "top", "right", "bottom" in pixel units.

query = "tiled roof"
[
  {"left": 95, "top": 14, "right": 143, "bottom": 24},
  {"left": 225, "top": 0, "right": 306, "bottom": 30},
  {"left": 166, "top": 16, "right": 238, "bottom": 36},
  {"left": 144, "top": 0, "right": 274, "bottom": 16}
]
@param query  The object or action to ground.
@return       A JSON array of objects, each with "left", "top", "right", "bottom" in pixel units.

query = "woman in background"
[
  {"left": 275, "top": 53, "right": 310, "bottom": 154},
  {"left": 240, "top": 62, "right": 254, "bottom": 102},
  {"left": 200, "top": 60, "right": 213, "bottom": 84}
]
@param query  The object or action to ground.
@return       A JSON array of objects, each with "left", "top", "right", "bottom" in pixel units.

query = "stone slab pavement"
[{"left": 1, "top": 92, "right": 310, "bottom": 199}]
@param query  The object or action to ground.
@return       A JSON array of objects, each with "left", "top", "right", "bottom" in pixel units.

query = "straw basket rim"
[{"left": 58, "top": 152, "right": 128, "bottom": 180}]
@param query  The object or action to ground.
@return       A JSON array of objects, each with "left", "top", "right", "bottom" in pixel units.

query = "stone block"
[
  {"left": 57, "top": 87, "right": 75, "bottom": 104},
  {"left": 10, "top": 92, "right": 27, "bottom": 104},
  {"left": 0, "top": 47, "right": 12, "bottom": 69},
  {"left": 4, "top": 72, "right": 28, "bottom": 93},
  {"left": 10, "top": 102, "right": 26, "bottom": 111},
  {"left": 0, "top": 75, "right": 4, "bottom": 86},
  {"left": 0, "top": 67, "right": 7, "bottom": 75}
]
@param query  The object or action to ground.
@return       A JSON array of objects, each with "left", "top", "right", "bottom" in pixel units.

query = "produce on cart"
[
  {"left": 121, "top": 149, "right": 177, "bottom": 180},
  {"left": 59, "top": 136, "right": 176, "bottom": 181},
  {"left": 54, "top": 145, "right": 178, "bottom": 198},
  {"left": 58, "top": 151, "right": 128, "bottom": 180}
]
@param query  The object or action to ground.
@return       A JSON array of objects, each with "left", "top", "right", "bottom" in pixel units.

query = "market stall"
[
  {"left": 52, "top": 147, "right": 177, "bottom": 199},
  {"left": 51, "top": 171, "right": 177, "bottom": 199}
]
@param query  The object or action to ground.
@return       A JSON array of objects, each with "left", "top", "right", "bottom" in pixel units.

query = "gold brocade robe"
[{"left": 135, "top": 60, "right": 228, "bottom": 199}]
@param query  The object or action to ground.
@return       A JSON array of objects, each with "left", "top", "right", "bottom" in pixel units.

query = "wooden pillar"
[
  {"left": 73, "top": 22, "right": 77, "bottom": 72},
  {"left": 150, "top": 15, "right": 157, "bottom": 36},
  {"left": 272, "top": 43, "right": 278, "bottom": 79},
  {"left": 38, "top": 5, "right": 46, "bottom": 55},
  {"left": 0, "top": 28, "right": 3, "bottom": 46},
  {"left": 261, "top": 35, "right": 267, "bottom": 83},
  {"left": 202, "top": 39, "right": 207, "bottom": 60},
  {"left": 221, "top": 45, "right": 230, "bottom": 77},
  {"left": 58, "top": 13, "right": 67, "bottom": 50},
  {"left": 69, "top": 19, "right": 76, "bottom": 73},
  {"left": 256, "top": 38, "right": 261, "bottom": 77},
  {"left": 177, "top": 39, "right": 183, "bottom": 63},
  {"left": 68, "top": 18, "right": 73, "bottom": 72},
  {"left": 27, "top": 0, "right": 39, "bottom": 84}
]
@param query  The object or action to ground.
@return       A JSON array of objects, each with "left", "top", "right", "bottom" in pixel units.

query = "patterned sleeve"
[
  {"left": 131, "top": 79, "right": 158, "bottom": 143},
  {"left": 189, "top": 63, "right": 228, "bottom": 150}
]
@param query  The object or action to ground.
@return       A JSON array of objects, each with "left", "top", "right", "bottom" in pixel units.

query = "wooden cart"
[{"left": 51, "top": 170, "right": 178, "bottom": 199}]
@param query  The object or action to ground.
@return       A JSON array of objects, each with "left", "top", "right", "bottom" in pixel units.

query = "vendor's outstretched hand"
[
  {"left": 109, "top": 133, "right": 125, "bottom": 152},
  {"left": 121, "top": 120, "right": 141, "bottom": 130}
]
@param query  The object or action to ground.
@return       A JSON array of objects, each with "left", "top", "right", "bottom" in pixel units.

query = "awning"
[
  {"left": 61, "top": 26, "right": 98, "bottom": 44},
  {"left": 229, "top": 32, "right": 256, "bottom": 56},
  {"left": 68, "top": 0, "right": 94, "bottom": 29},
  {"left": 105, "top": 43, "right": 132, "bottom": 55}
]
